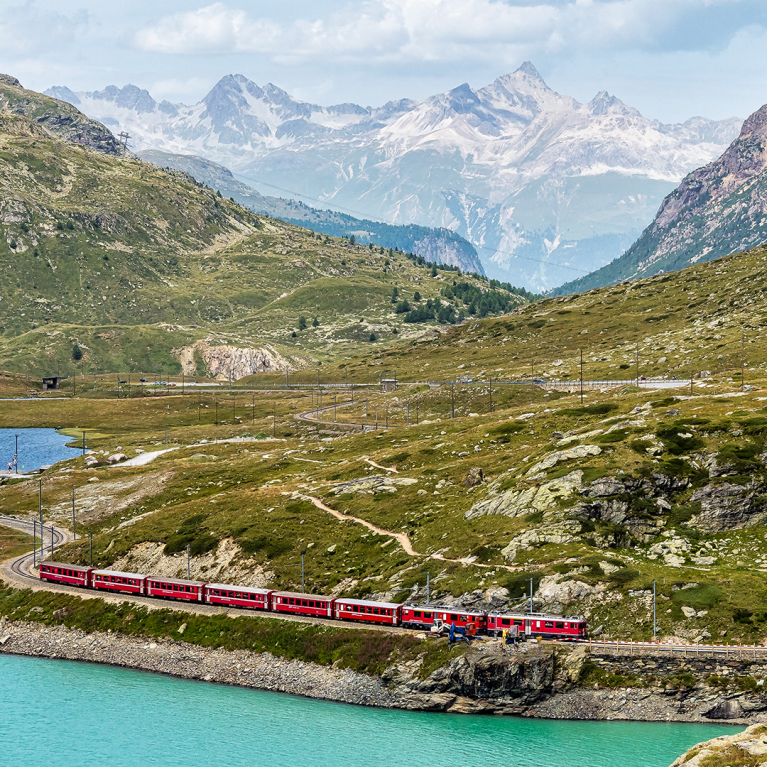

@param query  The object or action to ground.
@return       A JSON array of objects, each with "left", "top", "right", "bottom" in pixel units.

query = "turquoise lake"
[
  {"left": 0, "top": 428, "right": 80, "bottom": 473},
  {"left": 0, "top": 654, "right": 735, "bottom": 767}
]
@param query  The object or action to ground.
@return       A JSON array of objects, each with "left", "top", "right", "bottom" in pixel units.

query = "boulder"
[
  {"left": 463, "top": 467, "right": 485, "bottom": 489},
  {"left": 107, "top": 453, "right": 127, "bottom": 464},
  {"left": 526, "top": 445, "right": 601, "bottom": 476},
  {"left": 465, "top": 471, "right": 582, "bottom": 519},
  {"left": 536, "top": 574, "right": 596, "bottom": 605}
]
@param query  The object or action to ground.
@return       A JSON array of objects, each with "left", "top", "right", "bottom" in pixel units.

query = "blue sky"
[{"left": 2, "top": 0, "right": 766, "bottom": 122}]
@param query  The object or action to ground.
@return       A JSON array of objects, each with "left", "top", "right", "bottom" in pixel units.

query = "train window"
[
  {"left": 373, "top": 608, "right": 379, "bottom": 615},
  {"left": 414, "top": 610, "right": 422, "bottom": 618},
  {"left": 309, "top": 600, "right": 314, "bottom": 608},
  {"left": 450, "top": 614, "right": 458, "bottom": 621},
  {"left": 501, "top": 619, "right": 510, "bottom": 627},
  {"left": 556, "top": 622, "right": 564, "bottom": 629},
  {"left": 545, "top": 621, "right": 554, "bottom": 628},
  {"left": 302, "top": 600, "right": 308, "bottom": 607}
]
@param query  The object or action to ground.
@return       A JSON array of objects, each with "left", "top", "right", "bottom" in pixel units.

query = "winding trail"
[
  {"left": 294, "top": 401, "right": 385, "bottom": 433},
  {"left": 363, "top": 458, "right": 398, "bottom": 474},
  {"left": 304, "top": 496, "right": 421, "bottom": 556}
]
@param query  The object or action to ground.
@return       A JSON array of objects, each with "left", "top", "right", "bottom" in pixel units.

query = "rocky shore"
[{"left": 3, "top": 616, "right": 767, "bottom": 727}]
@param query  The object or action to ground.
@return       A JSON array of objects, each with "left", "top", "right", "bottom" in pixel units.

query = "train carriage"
[
  {"left": 92, "top": 569, "right": 146, "bottom": 595},
  {"left": 146, "top": 577, "right": 205, "bottom": 602},
  {"left": 38, "top": 562, "right": 92, "bottom": 588},
  {"left": 271, "top": 591, "right": 334, "bottom": 618},
  {"left": 488, "top": 611, "right": 587, "bottom": 640},
  {"left": 434, "top": 608, "right": 487, "bottom": 633},
  {"left": 400, "top": 605, "right": 438, "bottom": 630},
  {"left": 204, "top": 584, "right": 273, "bottom": 611},
  {"left": 334, "top": 598, "right": 402, "bottom": 626}
]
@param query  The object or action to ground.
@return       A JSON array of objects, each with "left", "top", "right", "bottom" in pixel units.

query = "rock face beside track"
[{"left": 3, "top": 617, "right": 767, "bottom": 724}]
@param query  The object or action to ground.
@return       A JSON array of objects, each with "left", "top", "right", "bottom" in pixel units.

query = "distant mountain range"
[
  {"left": 554, "top": 101, "right": 767, "bottom": 295},
  {"left": 138, "top": 149, "right": 485, "bottom": 275},
  {"left": 47, "top": 64, "right": 742, "bottom": 291}
]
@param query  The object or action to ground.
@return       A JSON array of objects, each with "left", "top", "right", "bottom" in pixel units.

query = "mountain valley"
[{"left": 46, "top": 64, "right": 742, "bottom": 292}]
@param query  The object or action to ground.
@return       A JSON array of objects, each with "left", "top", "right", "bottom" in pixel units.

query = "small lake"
[
  {"left": 0, "top": 654, "right": 735, "bottom": 767},
  {"left": 0, "top": 428, "right": 80, "bottom": 473}
]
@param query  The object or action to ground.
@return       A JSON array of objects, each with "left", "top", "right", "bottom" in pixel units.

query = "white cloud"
[
  {"left": 0, "top": 3, "right": 90, "bottom": 56},
  {"left": 133, "top": 0, "right": 762, "bottom": 64}
]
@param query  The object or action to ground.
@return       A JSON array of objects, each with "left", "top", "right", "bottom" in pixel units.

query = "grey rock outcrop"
[{"left": 690, "top": 480, "right": 767, "bottom": 532}]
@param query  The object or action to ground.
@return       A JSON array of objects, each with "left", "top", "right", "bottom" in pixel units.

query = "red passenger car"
[
  {"left": 334, "top": 598, "right": 402, "bottom": 626},
  {"left": 435, "top": 608, "right": 487, "bottom": 633},
  {"left": 271, "top": 591, "right": 334, "bottom": 618},
  {"left": 92, "top": 569, "right": 146, "bottom": 595},
  {"left": 146, "top": 577, "right": 205, "bottom": 602},
  {"left": 38, "top": 562, "right": 92, "bottom": 587},
  {"left": 488, "top": 612, "right": 587, "bottom": 640},
  {"left": 204, "top": 584, "right": 273, "bottom": 611},
  {"left": 400, "top": 605, "right": 439, "bottom": 630}
]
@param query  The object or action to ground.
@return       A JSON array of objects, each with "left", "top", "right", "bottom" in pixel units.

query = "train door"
[{"left": 525, "top": 618, "right": 531, "bottom": 637}]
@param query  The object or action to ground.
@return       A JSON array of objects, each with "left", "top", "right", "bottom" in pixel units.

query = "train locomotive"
[{"left": 38, "top": 561, "right": 587, "bottom": 640}]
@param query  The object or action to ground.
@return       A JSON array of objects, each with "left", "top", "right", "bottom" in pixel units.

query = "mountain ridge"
[
  {"left": 552, "top": 100, "right": 767, "bottom": 295},
  {"left": 46, "top": 64, "right": 742, "bottom": 292}
]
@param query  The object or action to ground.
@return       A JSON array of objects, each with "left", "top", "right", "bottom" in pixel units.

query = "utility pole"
[
  {"left": 426, "top": 572, "right": 430, "bottom": 604},
  {"left": 580, "top": 349, "right": 584, "bottom": 405},
  {"left": 182, "top": 373, "right": 184, "bottom": 396},
  {"left": 82, "top": 431, "right": 85, "bottom": 457},
  {"left": 385, "top": 404, "right": 388, "bottom": 429},
  {"left": 33, "top": 520, "right": 36, "bottom": 566},
  {"left": 489, "top": 376, "right": 493, "bottom": 413},
  {"left": 89, "top": 532, "right": 93, "bottom": 567},
  {"left": 72, "top": 487, "right": 76, "bottom": 541},
  {"left": 14, "top": 433, "right": 18, "bottom": 474},
  {"left": 233, "top": 394, "right": 236, "bottom": 422},
  {"left": 252, "top": 394, "right": 255, "bottom": 425},
  {"left": 451, "top": 384, "right": 455, "bottom": 419},
  {"left": 635, "top": 343, "right": 639, "bottom": 387},
  {"left": 742, "top": 332, "right": 746, "bottom": 388},
  {"left": 653, "top": 580, "right": 657, "bottom": 640},
  {"left": 198, "top": 392, "right": 201, "bottom": 423},
  {"left": 165, "top": 425, "right": 168, "bottom": 444},
  {"left": 186, "top": 544, "right": 191, "bottom": 580},
  {"left": 39, "top": 480, "right": 44, "bottom": 562},
  {"left": 407, "top": 401, "right": 410, "bottom": 426},
  {"left": 416, "top": 403, "right": 419, "bottom": 425},
  {"left": 366, "top": 399, "right": 368, "bottom": 427},
  {"left": 334, "top": 394, "right": 337, "bottom": 423},
  {"left": 529, "top": 577, "right": 534, "bottom": 614},
  {"left": 273, "top": 404, "right": 276, "bottom": 437},
  {"left": 215, "top": 398, "right": 218, "bottom": 426},
  {"left": 118, "top": 131, "right": 131, "bottom": 155},
  {"left": 301, "top": 553, "right": 305, "bottom": 593}
]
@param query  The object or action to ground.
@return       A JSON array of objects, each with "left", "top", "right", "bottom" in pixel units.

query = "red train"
[{"left": 38, "top": 561, "right": 587, "bottom": 639}]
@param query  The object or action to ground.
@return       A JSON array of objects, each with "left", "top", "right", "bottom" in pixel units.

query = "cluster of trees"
[
  {"left": 403, "top": 298, "right": 464, "bottom": 325},
  {"left": 441, "top": 281, "right": 521, "bottom": 318}
]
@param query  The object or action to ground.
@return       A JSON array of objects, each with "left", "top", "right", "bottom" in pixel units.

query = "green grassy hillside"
[{"left": 0, "top": 82, "right": 527, "bottom": 378}]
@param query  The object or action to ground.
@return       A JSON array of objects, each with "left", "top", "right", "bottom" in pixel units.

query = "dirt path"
[
  {"left": 363, "top": 458, "right": 398, "bottom": 473},
  {"left": 305, "top": 495, "right": 421, "bottom": 556}
]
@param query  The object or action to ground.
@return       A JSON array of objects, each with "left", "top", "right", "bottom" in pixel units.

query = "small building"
[
  {"left": 381, "top": 378, "right": 398, "bottom": 392},
  {"left": 42, "top": 376, "right": 62, "bottom": 390}
]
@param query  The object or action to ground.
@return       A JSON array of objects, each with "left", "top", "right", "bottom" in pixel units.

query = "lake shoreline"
[{"left": 0, "top": 617, "right": 761, "bottom": 727}]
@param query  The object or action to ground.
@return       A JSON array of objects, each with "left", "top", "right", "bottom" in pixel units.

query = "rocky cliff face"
[
  {"left": 557, "top": 102, "right": 767, "bottom": 294},
  {"left": 174, "top": 340, "right": 306, "bottom": 380},
  {"left": 0, "top": 74, "right": 121, "bottom": 155}
]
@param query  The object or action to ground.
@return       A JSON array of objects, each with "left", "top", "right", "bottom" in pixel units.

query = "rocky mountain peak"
[
  {"left": 515, "top": 61, "right": 545, "bottom": 81},
  {"left": 0, "top": 74, "right": 22, "bottom": 88},
  {"left": 737, "top": 102, "right": 767, "bottom": 139},
  {"left": 587, "top": 91, "right": 640, "bottom": 118}
]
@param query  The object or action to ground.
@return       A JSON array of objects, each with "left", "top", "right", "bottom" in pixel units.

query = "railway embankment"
[{"left": 3, "top": 612, "right": 767, "bottom": 723}]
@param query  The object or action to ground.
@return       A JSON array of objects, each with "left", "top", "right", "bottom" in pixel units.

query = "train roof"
[
  {"left": 335, "top": 597, "right": 401, "bottom": 609},
  {"left": 147, "top": 576, "right": 206, "bottom": 587},
  {"left": 271, "top": 590, "right": 334, "bottom": 600},
  {"left": 405, "top": 604, "right": 486, "bottom": 616},
  {"left": 41, "top": 561, "right": 91, "bottom": 571},
  {"left": 489, "top": 611, "right": 586, "bottom": 622},
  {"left": 206, "top": 583, "right": 273, "bottom": 594},
  {"left": 93, "top": 569, "right": 146, "bottom": 579}
]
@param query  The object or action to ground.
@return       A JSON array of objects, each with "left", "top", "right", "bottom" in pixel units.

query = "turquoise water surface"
[
  {"left": 0, "top": 428, "right": 80, "bottom": 473},
  {"left": 0, "top": 654, "right": 735, "bottom": 767}
]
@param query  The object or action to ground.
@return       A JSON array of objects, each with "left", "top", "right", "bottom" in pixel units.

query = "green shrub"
[
  {"left": 560, "top": 403, "right": 619, "bottom": 417},
  {"left": 671, "top": 583, "right": 723, "bottom": 610},
  {"left": 655, "top": 425, "right": 705, "bottom": 455},
  {"left": 606, "top": 569, "right": 639, "bottom": 585},
  {"left": 240, "top": 536, "right": 293, "bottom": 558}
]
